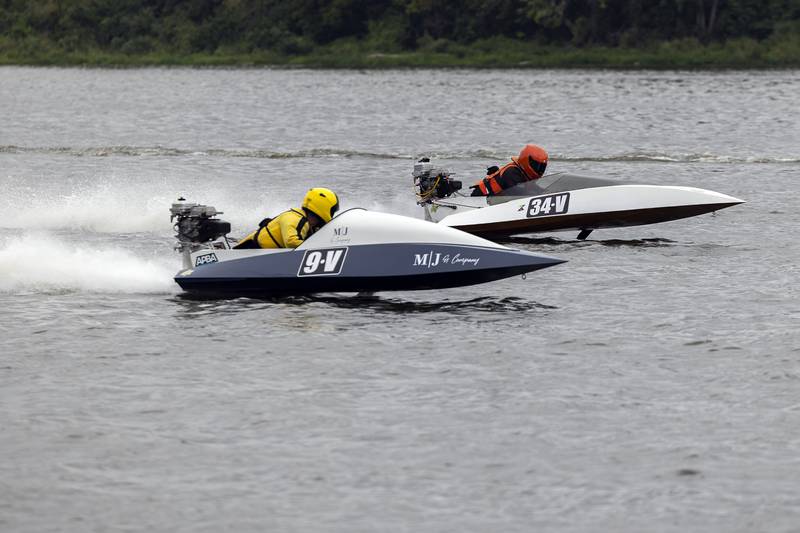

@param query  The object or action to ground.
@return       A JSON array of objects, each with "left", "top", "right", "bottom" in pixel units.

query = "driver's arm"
[{"left": 281, "top": 214, "right": 307, "bottom": 248}]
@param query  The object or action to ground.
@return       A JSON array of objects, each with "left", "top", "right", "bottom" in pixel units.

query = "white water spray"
[{"left": 1, "top": 183, "right": 298, "bottom": 236}]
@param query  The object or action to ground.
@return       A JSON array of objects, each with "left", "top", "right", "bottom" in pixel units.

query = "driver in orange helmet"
[{"left": 470, "top": 144, "right": 548, "bottom": 196}]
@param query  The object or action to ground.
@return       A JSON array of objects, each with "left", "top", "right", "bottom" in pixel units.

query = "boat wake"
[
  {"left": 592, "top": 237, "right": 681, "bottom": 248},
  {"left": 173, "top": 293, "right": 557, "bottom": 314},
  {"left": 0, "top": 235, "right": 176, "bottom": 294},
  {"left": 307, "top": 295, "right": 559, "bottom": 314},
  {"left": 504, "top": 236, "right": 679, "bottom": 248},
  {"left": 2, "top": 144, "right": 797, "bottom": 164}
]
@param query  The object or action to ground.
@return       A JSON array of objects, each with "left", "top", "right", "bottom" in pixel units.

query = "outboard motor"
[
  {"left": 413, "top": 158, "right": 462, "bottom": 203},
  {"left": 170, "top": 198, "right": 231, "bottom": 267}
]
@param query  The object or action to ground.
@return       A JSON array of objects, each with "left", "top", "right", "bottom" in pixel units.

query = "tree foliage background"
[{"left": 1, "top": 0, "right": 798, "bottom": 57}]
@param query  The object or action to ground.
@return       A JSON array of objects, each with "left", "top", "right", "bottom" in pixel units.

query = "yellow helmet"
[{"left": 302, "top": 187, "right": 340, "bottom": 223}]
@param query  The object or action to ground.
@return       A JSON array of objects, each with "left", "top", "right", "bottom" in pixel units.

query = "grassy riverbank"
[{"left": 1, "top": 35, "right": 798, "bottom": 69}]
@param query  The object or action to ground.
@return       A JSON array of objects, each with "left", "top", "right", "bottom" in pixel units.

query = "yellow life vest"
[{"left": 235, "top": 208, "right": 310, "bottom": 249}]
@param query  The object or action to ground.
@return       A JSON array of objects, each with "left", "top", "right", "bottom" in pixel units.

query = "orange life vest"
[{"left": 474, "top": 162, "right": 516, "bottom": 196}]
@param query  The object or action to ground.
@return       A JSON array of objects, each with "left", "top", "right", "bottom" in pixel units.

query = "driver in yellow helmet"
[{"left": 234, "top": 188, "right": 339, "bottom": 249}]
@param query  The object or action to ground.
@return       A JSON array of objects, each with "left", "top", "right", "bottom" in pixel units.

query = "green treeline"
[{"left": 1, "top": 0, "right": 799, "bottom": 67}]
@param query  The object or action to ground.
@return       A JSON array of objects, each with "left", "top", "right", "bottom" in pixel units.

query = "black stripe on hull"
[
  {"left": 455, "top": 203, "right": 742, "bottom": 239},
  {"left": 175, "top": 263, "right": 559, "bottom": 297}
]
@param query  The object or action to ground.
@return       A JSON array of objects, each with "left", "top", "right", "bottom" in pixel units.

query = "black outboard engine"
[
  {"left": 413, "top": 158, "right": 462, "bottom": 203},
  {"left": 170, "top": 198, "right": 231, "bottom": 257}
]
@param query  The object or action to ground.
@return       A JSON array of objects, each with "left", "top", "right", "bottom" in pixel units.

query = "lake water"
[{"left": 1, "top": 67, "right": 799, "bottom": 532}]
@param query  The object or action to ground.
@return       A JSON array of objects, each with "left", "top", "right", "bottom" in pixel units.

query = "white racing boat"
[{"left": 413, "top": 160, "right": 745, "bottom": 240}]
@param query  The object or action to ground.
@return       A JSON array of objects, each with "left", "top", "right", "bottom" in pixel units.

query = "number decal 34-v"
[
  {"left": 297, "top": 247, "right": 348, "bottom": 277},
  {"left": 526, "top": 192, "right": 570, "bottom": 218}
]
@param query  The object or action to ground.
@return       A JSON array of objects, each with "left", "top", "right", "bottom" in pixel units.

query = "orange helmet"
[{"left": 512, "top": 144, "right": 548, "bottom": 179}]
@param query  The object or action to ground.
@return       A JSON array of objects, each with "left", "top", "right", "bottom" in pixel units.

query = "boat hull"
[
  {"left": 454, "top": 202, "right": 741, "bottom": 239},
  {"left": 431, "top": 179, "right": 744, "bottom": 239},
  {"left": 175, "top": 242, "right": 563, "bottom": 296}
]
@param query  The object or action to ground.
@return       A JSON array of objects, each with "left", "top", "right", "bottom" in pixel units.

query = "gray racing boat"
[{"left": 170, "top": 199, "right": 565, "bottom": 296}]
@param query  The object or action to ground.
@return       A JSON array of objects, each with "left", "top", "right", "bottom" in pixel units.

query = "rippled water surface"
[{"left": 1, "top": 67, "right": 799, "bottom": 532}]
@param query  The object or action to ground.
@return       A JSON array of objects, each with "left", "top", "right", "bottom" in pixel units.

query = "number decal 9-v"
[{"left": 297, "top": 247, "right": 348, "bottom": 277}]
